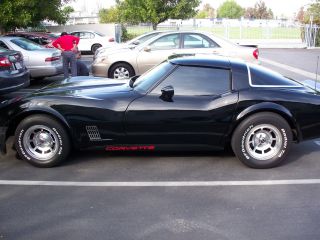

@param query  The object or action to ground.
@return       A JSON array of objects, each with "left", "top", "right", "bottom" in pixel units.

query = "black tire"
[
  {"left": 32, "top": 77, "right": 45, "bottom": 81},
  {"left": 231, "top": 112, "right": 292, "bottom": 169},
  {"left": 15, "top": 114, "right": 70, "bottom": 167},
  {"left": 109, "top": 63, "right": 135, "bottom": 79},
  {"left": 91, "top": 44, "right": 102, "bottom": 54}
]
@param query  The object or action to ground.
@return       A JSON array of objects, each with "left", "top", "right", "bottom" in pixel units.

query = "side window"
[
  {"left": 71, "top": 32, "right": 80, "bottom": 37},
  {"left": 0, "top": 41, "right": 9, "bottom": 49},
  {"left": 183, "top": 34, "right": 217, "bottom": 49},
  {"left": 149, "top": 34, "right": 180, "bottom": 50},
  {"left": 90, "top": 33, "right": 95, "bottom": 39},
  {"left": 152, "top": 66, "right": 230, "bottom": 96},
  {"left": 79, "top": 32, "right": 91, "bottom": 39}
]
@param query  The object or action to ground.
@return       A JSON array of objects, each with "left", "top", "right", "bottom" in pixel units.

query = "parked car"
[
  {"left": 0, "top": 37, "right": 63, "bottom": 80},
  {"left": 70, "top": 30, "right": 116, "bottom": 53},
  {"left": 0, "top": 47, "right": 29, "bottom": 94},
  {"left": 5, "top": 32, "right": 58, "bottom": 48},
  {"left": 92, "top": 31, "right": 259, "bottom": 79},
  {"left": 0, "top": 55, "right": 319, "bottom": 168},
  {"left": 93, "top": 31, "right": 166, "bottom": 60}
]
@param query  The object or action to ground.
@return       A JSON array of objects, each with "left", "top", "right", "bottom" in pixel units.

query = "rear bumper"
[
  {"left": 0, "top": 127, "right": 7, "bottom": 154},
  {"left": 29, "top": 64, "right": 63, "bottom": 78},
  {"left": 0, "top": 70, "right": 30, "bottom": 94}
]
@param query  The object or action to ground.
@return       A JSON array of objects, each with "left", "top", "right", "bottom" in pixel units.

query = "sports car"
[{"left": 0, "top": 55, "right": 320, "bottom": 168}]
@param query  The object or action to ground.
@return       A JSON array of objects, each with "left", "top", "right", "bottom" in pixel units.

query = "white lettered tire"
[
  {"left": 231, "top": 112, "right": 292, "bottom": 169},
  {"left": 15, "top": 114, "right": 70, "bottom": 167}
]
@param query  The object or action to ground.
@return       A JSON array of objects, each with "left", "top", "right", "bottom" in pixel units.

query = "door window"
[
  {"left": 183, "top": 34, "right": 218, "bottom": 49},
  {"left": 152, "top": 66, "right": 230, "bottom": 96},
  {"left": 149, "top": 34, "right": 180, "bottom": 50},
  {"left": 79, "top": 32, "right": 94, "bottom": 39}
]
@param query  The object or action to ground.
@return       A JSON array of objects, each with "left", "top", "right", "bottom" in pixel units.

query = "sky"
[{"left": 70, "top": 0, "right": 314, "bottom": 18}]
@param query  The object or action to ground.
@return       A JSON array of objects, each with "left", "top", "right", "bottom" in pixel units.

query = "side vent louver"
[{"left": 86, "top": 126, "right": 101, "bottom": 141}]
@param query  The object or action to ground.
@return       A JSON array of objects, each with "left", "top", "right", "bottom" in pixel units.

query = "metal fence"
[
  {"left": 125, "top": 24, "right": 303, "bottom": 41},
  {"left": 304, "top": 25, "right": 319, "bottom": 48}
]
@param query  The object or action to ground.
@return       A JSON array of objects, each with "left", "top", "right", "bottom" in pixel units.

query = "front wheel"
[
  {"left": 109, "top": 63, "right": 135, "bottom": 79},
  {"left": 15, "top": 115, "right": 70, "bottom": 167},
  {"left": 231, "top": 112, "right": 292, "bottom": 169}
]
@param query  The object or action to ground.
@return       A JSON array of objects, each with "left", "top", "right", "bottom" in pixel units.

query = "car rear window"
[
  {"left": 10, "top": 38, "right": 44, "bottom": 51},
  {"left": 0, "top": 46, "right": 8, "bottom": 53},
  {"left": 249, "top": 64, "right": 302, "bottom": 87}
]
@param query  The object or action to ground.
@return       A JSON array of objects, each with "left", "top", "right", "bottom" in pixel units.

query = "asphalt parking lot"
[{"left": 1, "top": 49, "right": 320, "bottom": 240}]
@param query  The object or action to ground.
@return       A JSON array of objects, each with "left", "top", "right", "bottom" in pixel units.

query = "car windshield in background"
[
  {"left": 133, "top": 62, "right": 174, "bottom": 92},
  {"left": 94, "top": 32, "right": 105, "bottom": 37},
  {"left": 10, "top": 38, "right": 44, "bottom": 51}
]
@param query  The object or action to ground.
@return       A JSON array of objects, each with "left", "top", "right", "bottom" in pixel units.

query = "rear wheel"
[
  {"left": 231, "top": 112, "right": 292, "bottom": 169},
  {"left": 109, "top": 63, "right": 135, "bottom": 79},
  {"left": 15, "top": 115, "right": 70, "bottom": 167},
  {"left": 91, "top": 44, "right": 102, "bottom": 54}
]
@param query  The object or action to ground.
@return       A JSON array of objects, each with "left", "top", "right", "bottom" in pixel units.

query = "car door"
[
  {"left": 73, "top": 32, "right": 94, "bottom": 51},
  {"left": 136, "top": 33, "right": 182, "bottom": 74},
  {"left": 125, "top": 65, "right": 239, "bottom": 147},
  {"left": 181, "top": 33, "right": 222, "bottom": 56}
]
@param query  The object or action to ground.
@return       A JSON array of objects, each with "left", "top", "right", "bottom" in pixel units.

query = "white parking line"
[
  {"left": 260, "top": 57, "right": 316, "bottom": 79},
  {"left": 1, "top": 179, "right": 320, "bottom": 187}
]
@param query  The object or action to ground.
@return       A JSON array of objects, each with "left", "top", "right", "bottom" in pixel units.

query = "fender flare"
[{"left": 232, "top": 102, "right": 302, "bottom": 142}]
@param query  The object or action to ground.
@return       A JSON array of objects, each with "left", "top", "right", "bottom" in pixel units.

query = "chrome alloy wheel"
[
  {"left": 245, "top": 124, "right": 282, "bottom": 161},
  {"left": 113, "top": 67, "right": 130, "bottom": 79},
  {"left": 23, "top": 125, "right": 59, "bottom": 161}
]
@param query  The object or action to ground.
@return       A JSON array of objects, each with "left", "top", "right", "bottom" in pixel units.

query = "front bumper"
[
  {"left": 0, "top": 127, "right": 7, "bottom": 154},
  {"left": 91, "top": 62, "right": 110, "bottom": 77}
]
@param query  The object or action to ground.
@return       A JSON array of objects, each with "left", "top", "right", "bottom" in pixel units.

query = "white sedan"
[{"left": 70, "top": 31, "right": 117, "bottom": 53}]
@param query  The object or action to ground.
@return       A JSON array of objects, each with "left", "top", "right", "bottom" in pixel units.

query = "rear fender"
[{"left": 232, "top": 102, "right": 301, "bottom": 142}]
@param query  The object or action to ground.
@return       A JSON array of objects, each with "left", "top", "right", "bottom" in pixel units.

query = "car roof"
[{"left": 169, "top": 55, "right": 233, "bottom": 69}]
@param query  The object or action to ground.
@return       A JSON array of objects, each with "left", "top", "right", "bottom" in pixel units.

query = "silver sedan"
[
  {"left": 0, "top": 37, "right": 63, "bottom": 80},
  {"left": 92, "top": 31, "right": 259, "bottom": 79}
]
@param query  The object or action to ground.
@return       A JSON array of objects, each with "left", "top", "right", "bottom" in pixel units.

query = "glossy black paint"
[{"left": 1, "top": 56, "right": 320, "bottom": 154}]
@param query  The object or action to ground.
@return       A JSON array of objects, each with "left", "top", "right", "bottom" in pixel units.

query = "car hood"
[
  {"left": 30, "top": 76, "right": 133, "bottom": 99},
  {"left": 97, "top": 45, "right": 136, "bottom": 57}
]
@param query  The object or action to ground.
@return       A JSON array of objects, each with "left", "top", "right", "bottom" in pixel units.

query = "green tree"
[
  {"left": 0, "top": 0, "right": 73, "bottom": 33},
  {"left": 305, "top": 0, "right": 320, "bottom": 24},
  {"left": 99, "top": 6, "right": 121, "bottom": 23},
  {"left": 195, "top": 3, "right": 215, "bottom": 19},
  {"left": 244, "top": 0, "right": 273, "bottom": 19},
  {"left": 118, "top": 0, "right": 201, "bottom": 30},
  {"left": 217, "top": 0, "right": 244, "bottom": 19}
]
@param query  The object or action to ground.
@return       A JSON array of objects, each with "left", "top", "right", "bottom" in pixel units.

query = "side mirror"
[
  {"left": 132, "top": 40, "right": 140, "bottom": 45},
  {"left": 143, "top": 46, "right": 151, "bottom": 52},
  {"left": 160, "top": 85, "right": 174, "bottom": 102},
  {"left": 129, "top": 75, "right": 140, "bottom": 88}
]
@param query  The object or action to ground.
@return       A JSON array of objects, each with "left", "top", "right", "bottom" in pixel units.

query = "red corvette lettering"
[{"left": 106, "top": 145, "right": 155, "bottom": 151}]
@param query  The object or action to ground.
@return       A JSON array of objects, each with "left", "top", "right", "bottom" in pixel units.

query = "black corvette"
[{"left": 1, "top": 56, "right": 320, "bottom": 168}]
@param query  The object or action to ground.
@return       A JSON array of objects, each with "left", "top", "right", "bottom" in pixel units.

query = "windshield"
[
  {"left": 133, "top": 62, "right": 174, "bottom": 93},
  {"left": 129, "top": 32, "right": 161, "bottom": 45},
  {"left": 94, "top": 31, "right": 105, "bottom": 37},
  {"left": 10, "top": 38, "right": 44, "bottom": 51}
]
